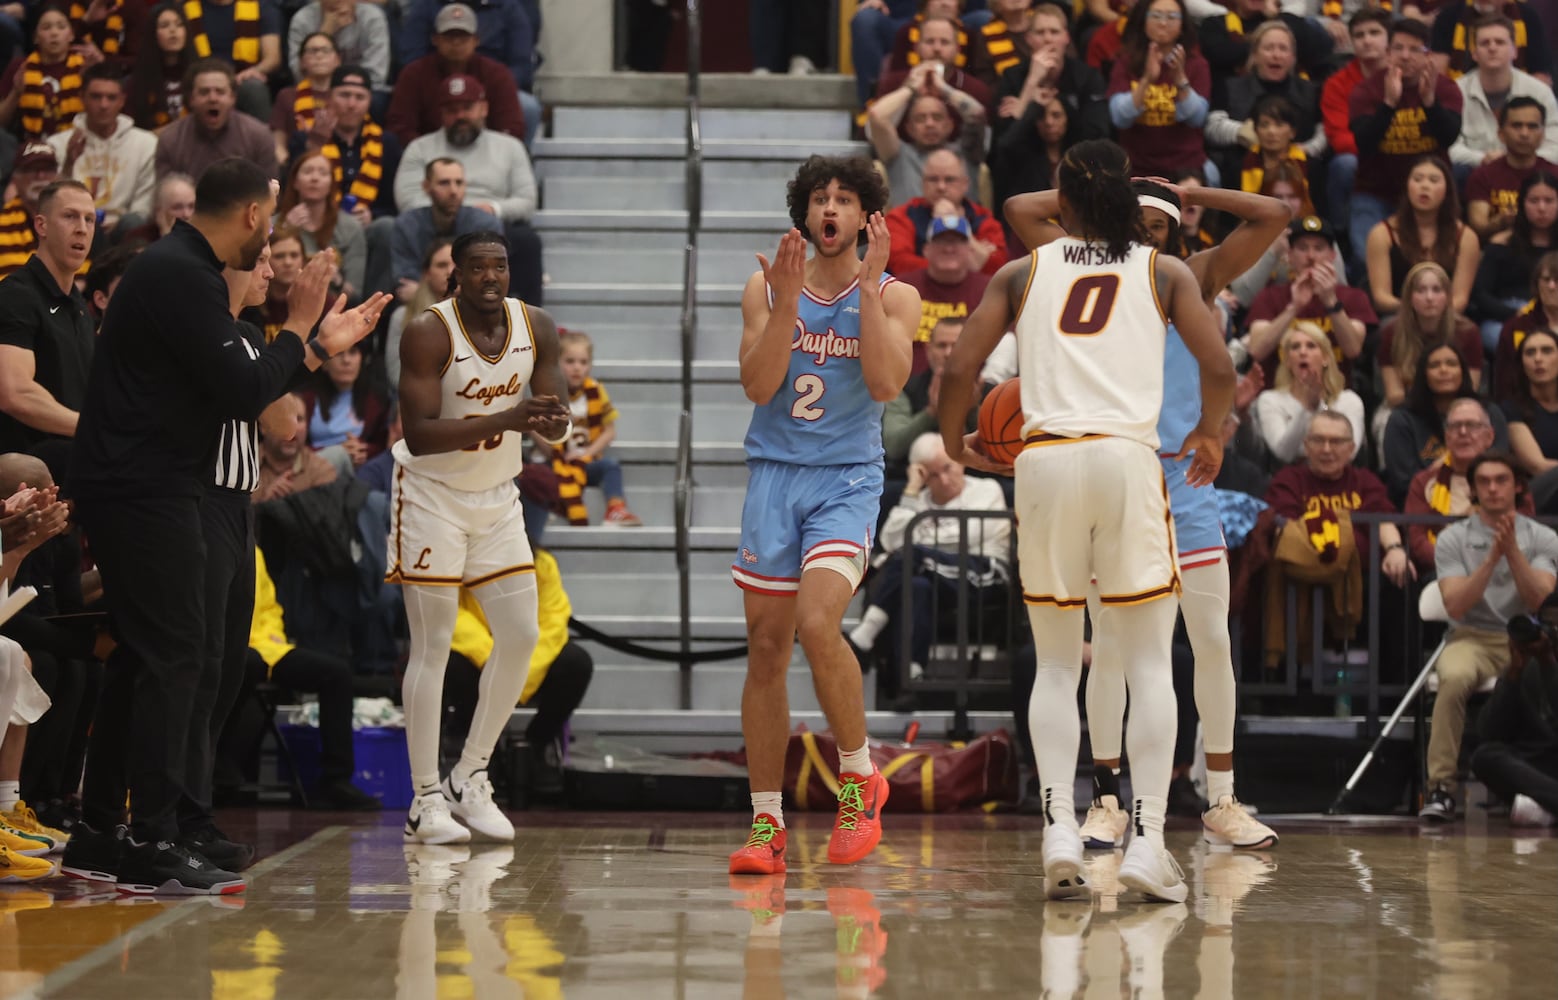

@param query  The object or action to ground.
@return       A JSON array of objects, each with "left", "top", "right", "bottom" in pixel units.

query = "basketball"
[{"left": 977, "top": 378, "right": 1024, "bottom": 465}]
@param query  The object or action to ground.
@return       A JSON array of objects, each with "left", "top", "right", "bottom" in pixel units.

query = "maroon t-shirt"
[
  {"left": 1465, "top": 155, "right": 1558, "bottom": 218},
  {"left": 1246, "top": 283, "right": 1380, "bottom": 388},
  {"left": 896, "top": 266, "right": 991, "bottom": 374},
  {"left": 1377, "top": 316, "right": 1483, "bottom": 376},
  {"left": 1265, "top": 464, "right": 1396, "bottom": 521},
  {"left": 1106, "top": 52, "right": 1212, "bottom": 178},
  {"left": 1347, "top": 69, "right": 1463, "bottom": 202}
]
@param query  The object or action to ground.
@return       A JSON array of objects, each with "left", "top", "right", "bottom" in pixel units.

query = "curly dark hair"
[
  {"left": 1059, "top": 140, "right": 1146, "bottom": 259},
  {"left": 447, "top": 230, "right": 510, "bottom": 297},
  {"left": 786, "top": 155, "right": 889, "bottom": 246}
]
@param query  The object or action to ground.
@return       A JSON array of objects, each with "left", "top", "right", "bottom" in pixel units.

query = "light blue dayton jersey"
[
  {"left": 1157, "top": 323, "right": 1202, "bottom": 455},
  {"left": 743, "top": 274, "right": 896, "bottom": 467}
]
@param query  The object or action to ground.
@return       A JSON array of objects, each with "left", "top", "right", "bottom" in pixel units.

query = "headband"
[{"left": 1137, "top": 195, "right": 1181, "bottom": 224}]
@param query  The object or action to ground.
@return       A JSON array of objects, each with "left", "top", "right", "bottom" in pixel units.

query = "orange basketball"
[{"left": 976, "top": 378, "right": 1024, "bottom": 465}]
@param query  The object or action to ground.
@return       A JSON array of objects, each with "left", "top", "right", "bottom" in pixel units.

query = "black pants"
[
  {"left": 504, "top": 220, "right": 545, "bottom": 306},
  {"left": 217, "top": 648, "right": 358, "bottom": 788},
  {"left": 1010, "top": 639, "right": 1198, "bottom": 771},
  {"left": 180, "top": 490, "right": 255, "bottom": 831},
  {"left": 868, "top": 545, "right": 1007, "bottom": 678},
  {"left": 443, "top": 642, "right": 594, "bottom": 750},
  {"left": 20, "top": 651, "right": 99, "bottom": 805},
  {"left": 75, "top": 495, "right": 206, "bottom": 842},
  {"left": 1470, "top": 742, "right": 1558, "bottom": 817}
]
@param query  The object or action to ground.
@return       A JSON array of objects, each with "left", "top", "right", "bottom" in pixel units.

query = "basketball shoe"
[
  {"left": 0, "top": 843, "right": 54, "bottom": 883},
  {"left": 829, "top": 888, "right": 887, "bottom": 998},
  {"left": 116, "top": 840, "right": 245, "bottom": 895},
  {"left": 1042, "top": 823, "right": 1091, "bottom": 900},
  {"left": 441, "top": 769, "right": 513, "bottom": 841},
  {"left": 2, "top": 801, "right": 68, "bottom": 854},
  {"left": 1079, "top": 794, "right": 1129, "bottom": 850},
  {"left": 1510, "top": 794, "right": 1556, "bottom": 827},
  {"left": 1118, "top": 838, "right": 1188, "bottom": 903},
  {"left": 1201, "top": 796, "right": 1278, "bottom": 850},
  {"left": 0, "top": 817, "right": 53, "bottom": 857},
  {"left": 828, "top": 770, "right": 888, "bottom": 864},
  {"left": 729, "top": 814, "right": 787, "bottom": 875},
  {"left": 404, "top": 791, "right": 471, "bottom": 845},
  {"left": 61, "top": 823, "right": 126, "bottom": 882}
]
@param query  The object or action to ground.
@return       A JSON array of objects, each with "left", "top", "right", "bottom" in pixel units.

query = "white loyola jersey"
[
  {"left": 1016, "top": 238, "right": 1167, "bottom": 449},
  {"left": 391, "top": 297, "right": 536, "bottom": 492}
]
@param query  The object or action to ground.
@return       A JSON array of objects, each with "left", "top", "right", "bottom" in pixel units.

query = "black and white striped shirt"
[{"left": 211, "top": 321, "right": 265, "bottom": 493}]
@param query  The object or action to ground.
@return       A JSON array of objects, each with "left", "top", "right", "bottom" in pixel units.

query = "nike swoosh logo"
[
  {"left": 49, "top": 306, "right": 60, "bottom": 314},
  {"left": 406, "top": 815, "right": 421, "bottom": 832},
  {"left": 848, "top": 477, "right": 867, "bottom": 487},
  {"left": 455, "top": 354, "right": 472, "bottom": 363}
]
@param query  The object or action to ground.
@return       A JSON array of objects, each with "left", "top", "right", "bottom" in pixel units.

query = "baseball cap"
[
  {"left": 434, "top": 2, "right": 477, "bottom": 34},
  {"left": 14, "top": 142, "right": 58, "bottom": 172},
  {"left": 1289, "top": 214, "right": 1335, "bottom": 244},
  {"left": 927, "top": 214, "right": 972, "bottom": 240},
  {"left": 330, "top": 65, "right": 372, "bottom": 91},
  {"left": 440, "top": 74, "right": 486, "bottom": 106}
]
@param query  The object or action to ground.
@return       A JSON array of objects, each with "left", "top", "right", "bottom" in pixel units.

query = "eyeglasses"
[
  {"left": 1306, "top": 435, "right": 1352, "bottom": 449},
  {"left": 1446, "top": 420, "right": 1490, "bottom": 434},
  {"left": 1390, "top": 44, "right": 1429, "bottom": 55},
  {"left": 1147, "top": 10, "right": 1183, "bottom": 21}
]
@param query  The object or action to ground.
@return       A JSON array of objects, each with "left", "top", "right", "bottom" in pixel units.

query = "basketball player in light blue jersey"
[
  {"left": 1007, "top": 178, "right": 1290, "bottom": 852},
  {"left": 727, "top": 155, "right": 920, "bottom": 876}
]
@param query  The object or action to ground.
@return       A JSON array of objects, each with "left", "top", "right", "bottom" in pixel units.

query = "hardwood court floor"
[{"left": 2, "top": 809, "right": 1554, "bottom": 998}]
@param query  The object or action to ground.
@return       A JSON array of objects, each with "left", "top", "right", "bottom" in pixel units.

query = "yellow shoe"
[
  {"left": 3, "top": 802, "right": 68, "bottom": 855},
  {"left": 0, "top": 843, "right": 55, "bottom": 883},
  {"left": 0, "top": 819, "right": 53, "bottom": 857}
]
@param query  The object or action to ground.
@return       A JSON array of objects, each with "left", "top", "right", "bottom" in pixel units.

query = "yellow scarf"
[
  {"left": 551, "top": 378, "right": 618, "bottom": 526},
  {"left": 19, "top": 52, "right": 84, "bottom": 141},
  {"left": 183, "top": 0, "right": 262, "bottom": 70},
  {"left": 1427, "top": 454, "right": 1456, "bottom": 545},
  {"left": 292, "top": 78, "right": 321, "bottom": 132},
  {"left": 321, "top": 118, "right": 385, "bottom": 207},
  {"left": 68, "top": 1, "right": 127, "bottom": 55}
]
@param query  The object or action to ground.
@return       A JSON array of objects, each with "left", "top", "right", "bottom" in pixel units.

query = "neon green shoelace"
[
  {"left": 836, "top": 917, "right": 862, "bottom": 955},
  {"left": 836, "top": 780, "right": 866, "bottom": 831},
  {"left": 744, "top": 819, "right": 780, "bottom": 848}
]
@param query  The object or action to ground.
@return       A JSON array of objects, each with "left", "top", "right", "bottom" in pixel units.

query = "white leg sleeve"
[
  {"left": 460, "top": 573, "right": 541, "bottom": 773},
  {"left": 1084, "top": 586, "right": 1126, "bottom": 761},
  {"left": 1108, "top": 597, "right": 1180, "bottom": 805},
  {"left": 402, "top": 584, "right": 461, "bottom": 794},
  {"left": 1026, "top": 604, "right": 1086, "bottom": 829},
  {"left": 1181, "top": 558, "right": 1237, "bottom": 756}
]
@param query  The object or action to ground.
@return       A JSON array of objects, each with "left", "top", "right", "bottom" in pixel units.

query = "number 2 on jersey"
[
  {"left": 1058, "top": 274, "right": 1120, "bottom": 336},
  {"left": 791, "top": 373, "right": 826, "bottom": 421}
]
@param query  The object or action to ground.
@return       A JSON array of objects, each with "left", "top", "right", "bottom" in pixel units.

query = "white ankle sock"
[
  {"left": 838, "top": 744, "right": 873, "bottom": 776},
  {"left": 1207, "top": 769, "right": 1235, "bottom": 806},
  {"left": 0, "top": 781, "right": 19, "bottom": 811},
  {"left": 751, "top": 792, "right": 784, "bottom": 827},
  {"left": 849, "top": 606, "right": 889, "bottom": 651},
  {"left": 1133, "top": 794, "right": 1167, "bottom": 847}
]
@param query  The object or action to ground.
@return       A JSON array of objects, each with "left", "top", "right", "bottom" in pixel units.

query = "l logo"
[{"left": 413, "top": 548, "right": 433, "bottom": 570}]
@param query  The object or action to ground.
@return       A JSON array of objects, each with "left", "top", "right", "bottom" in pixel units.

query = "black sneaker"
[
  {"left": 315, "top": 779, "right": 382, "bottom": 811},
  {"left": 61, "top": 823, "right": 127, "bottom": 883},
  {"left": 183, "top": 826, "right": 256, "bottom": 872},
  {"left": 1419, "top": 786, "right": 1457, "bottom": 823},
  {"left": 117, "top": 840, "right": 246, "bottom": 895}
]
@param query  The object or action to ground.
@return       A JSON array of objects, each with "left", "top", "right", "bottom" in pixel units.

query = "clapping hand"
[
  {"left": 757, "top": 229, "right": 807, "bottom": 307},
  {"left": 859, "top": 212, "right": 891, "bottom": 286},
  {"left": 315, "top": 291, "right": 393, "bottom": 356},
  {"left": 509, "top": 396, "right": 570, "bottom": 440},
  {"left": 286, "top": 248, "right": 340, "bottom": 329}
]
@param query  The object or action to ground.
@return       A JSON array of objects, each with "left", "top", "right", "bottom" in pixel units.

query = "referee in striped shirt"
[{"left": 66, "top": 158, "right": 388, "bottom": 894}]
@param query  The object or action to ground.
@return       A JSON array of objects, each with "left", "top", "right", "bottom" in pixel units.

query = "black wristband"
[
  {"left": 1327, "top": 299, "right": 1346, "bottom": 313},
  {"left": 307, "top": 338, "right": 331, "bottom": 363}
]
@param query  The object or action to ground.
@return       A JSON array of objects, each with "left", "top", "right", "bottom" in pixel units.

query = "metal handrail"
[{"left": 673, "top": 0, "right": 704, "bottom": 709}]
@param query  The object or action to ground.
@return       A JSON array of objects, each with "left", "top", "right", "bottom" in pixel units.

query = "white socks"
[
  {"left": 1133, "top": 794, "right": 1168, "bottom": 848},
  {"left": 1208, "top": 769, "right": 1235, "bottom": 806},
  {"left": 0, "top": 780, "right": 18, "bottom": 812},
  {"left": 838, "top": 744, "right": 872, "bottom": 777},
  {"left": 751, "top": 792, "right": 784, "bottom": 827},
  {"left": 848, "top": 606, "right": 889, "bottom": 651}
]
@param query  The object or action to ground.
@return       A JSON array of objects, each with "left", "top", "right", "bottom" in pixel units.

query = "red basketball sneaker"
[
  {"left": 828, "top": 770, "right": 889, "bottom": 864},
  {"left": 728, "top": 814, "right": 787, "bottom": 875}
]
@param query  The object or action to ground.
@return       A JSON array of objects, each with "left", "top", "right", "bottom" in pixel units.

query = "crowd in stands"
[{"left": 845, "top": 0, "right": 1558, "bottom": 825}]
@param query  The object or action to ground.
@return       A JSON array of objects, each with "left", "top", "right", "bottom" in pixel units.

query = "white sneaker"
[
  {"left": 1202, "top": 795, "right": 1279, "bottom": 849},
  {"left": 1079, "top": 794, "right": 1129, "bottom": 849},
  {"left": 1118, "top": 838, "right": 1188, "bottom": 903},
  {"left": 404, "top": 792, "right": 471, "bottom": 845},
  {"left": 1042, "top": 824, "right": 1090, "bottom": 900},
  {"left": 442, "top": 769, "right": 514, "bottom": 841},
  {"left": 788, "top": 55, "right": 817, "bottom": 76},
  {"left": 1510, "top": 794, "right": 1556, "bottom": 828}
]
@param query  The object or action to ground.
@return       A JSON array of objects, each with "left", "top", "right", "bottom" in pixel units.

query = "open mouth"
[{"left": 822, "top": 221, "right": 839, "bottom": 242}]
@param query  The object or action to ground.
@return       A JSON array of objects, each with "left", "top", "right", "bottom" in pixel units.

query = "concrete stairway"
[{"left": 530, "top": 85, "right": 874, "bottom": 718}]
